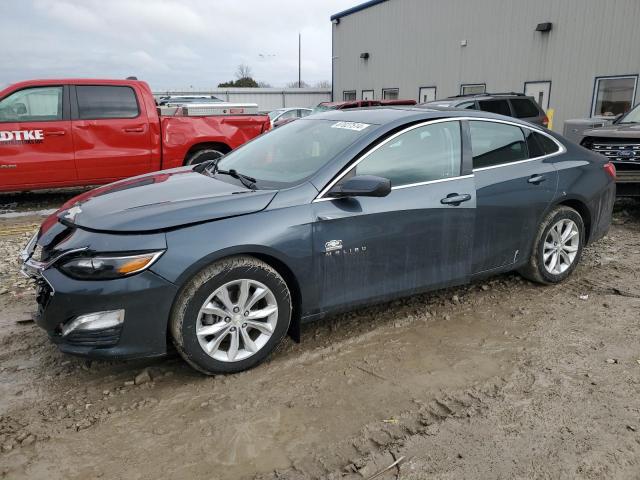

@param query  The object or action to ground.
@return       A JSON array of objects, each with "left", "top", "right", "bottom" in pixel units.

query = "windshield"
[
  {"left": 312, "top": 104, "right": 336, "bottom": 114},
  {"left": 619, "top": 103, "right": 640, "bottom": 124},
  {"left": 215, "top": 119, "right": 374, "bottom": 188},
  {"left": 268, "top": 110, "right": 285, "bottom": 120}
]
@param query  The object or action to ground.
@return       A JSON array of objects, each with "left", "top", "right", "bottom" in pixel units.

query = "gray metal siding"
[{"left": 333, "top": 0, "right": 640, "bottom": 131}]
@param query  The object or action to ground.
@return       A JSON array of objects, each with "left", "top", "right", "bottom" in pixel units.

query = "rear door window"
[
  {"left": 0, "top": 86, "right": 63, "bottom": 122},
  {"left": 76, "top": 86, "right": 139, "bottom": 120},
  {"left": 510, "top": 98, "right": 541, "bottom": 118},
  {"left": 477, "top": 100, "right": 511, "bottom": 116},
  {"left": 469, "top": 120, "right": 527, "bottom": 169}
]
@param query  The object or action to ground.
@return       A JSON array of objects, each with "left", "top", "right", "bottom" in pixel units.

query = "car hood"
[
  {"left": 584, "top": 123, "right": 640, "bottom": 138},
  {"left": 55, "top": 168, "right": 277, "bottom": 232}
]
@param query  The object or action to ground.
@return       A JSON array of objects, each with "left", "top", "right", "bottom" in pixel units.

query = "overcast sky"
[{"left": 1, "top": 0, "right": 357, "bottom": 90}]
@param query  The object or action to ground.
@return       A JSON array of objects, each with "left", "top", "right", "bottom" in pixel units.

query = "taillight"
[
  {"left": 603, "top": 162, "right": 616, "bottom": 180},
  {"left": 542, "top": 115, "right": 549, "bottom": 127}
]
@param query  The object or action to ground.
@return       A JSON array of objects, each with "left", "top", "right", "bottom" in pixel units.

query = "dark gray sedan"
[{"left": 21, "top": 107, "right": 616, "bottom": 374}]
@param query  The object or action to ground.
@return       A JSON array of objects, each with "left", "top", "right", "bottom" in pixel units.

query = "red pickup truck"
[{"left": 0, "top": 79, "right": 271, "bottom": 192}]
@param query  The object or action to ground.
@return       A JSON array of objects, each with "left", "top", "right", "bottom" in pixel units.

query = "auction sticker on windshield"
[{"left": 331, "top": 122, "right": 370, "bottom": 131}]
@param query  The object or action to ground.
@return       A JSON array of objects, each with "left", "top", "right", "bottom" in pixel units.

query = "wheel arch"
[
  {"left": 183, "top": 141, "right": 232, "bottom": 165},
  {"left": 168, "top": 247, "right": 303, "bottom": 345},
  {"left": 555, "top": 197, "right": 592, "bottom": 243}
]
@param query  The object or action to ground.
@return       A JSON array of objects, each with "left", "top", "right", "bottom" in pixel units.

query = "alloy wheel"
[
  {"left": 543, "top": 219, "right": 580, "bottom": 275},
  {"left": 196, "top": 279, "right": 278, "bottom": 362}
]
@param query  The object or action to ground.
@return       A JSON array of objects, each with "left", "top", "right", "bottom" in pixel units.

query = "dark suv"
[{"left": 422, "top": 93, "right": 549, "bottom": 127}]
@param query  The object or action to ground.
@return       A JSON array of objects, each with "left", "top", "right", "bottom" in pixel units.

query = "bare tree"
[
  {"left": 314, "top": 80, "right": 331, "bottom": 88},
  {"left": 235, "top": 64, "right": 253, "bottom": 80},
  {"left": 286, "top": 80, "right": 310, "bottom": 88},
  {"left": 257, "top": 81, "right": 272, "bottom": 88}
]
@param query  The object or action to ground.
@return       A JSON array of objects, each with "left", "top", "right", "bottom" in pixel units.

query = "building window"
[
  {"left": 362, "top": 90, "right": 374, "bottom": 100},
  {"left": 591, "top": 75, "right": 638, "bottom": 117},
  {"left": 382, "top": 88, "right": 399, "bottom": 100},
  {"left": 418, "top": 86, "right": 437, "bottom": 103},
  {"left": 343, "top": 90, "right": 356, "bottom": 101},
  {"left": 460, "top": 83, "right": 486, "bottom": 95}
]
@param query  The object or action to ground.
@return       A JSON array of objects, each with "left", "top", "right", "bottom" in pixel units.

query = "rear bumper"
[
  {"left": 588, "top": 180, "right": 616, "bottom": 244},
  {"left": 34, "top": 268, "right": 178, "bottom": 360}
]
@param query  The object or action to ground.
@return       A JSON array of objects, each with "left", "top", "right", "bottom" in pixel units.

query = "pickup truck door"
[
  {"left": 0, "top": 85, "right": 75, "bottom": 189},
  {"left": 71, "top": 85, "right": 153, "bottom": 181}
]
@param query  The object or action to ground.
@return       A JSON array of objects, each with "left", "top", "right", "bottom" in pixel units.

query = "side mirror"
[{"left": 327, "top": 175, "right": 391, "bottom": 198}]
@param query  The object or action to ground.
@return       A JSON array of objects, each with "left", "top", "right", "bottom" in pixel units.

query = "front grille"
[{"left": 590, "top": 141, "right": 640, "bottom": 162}]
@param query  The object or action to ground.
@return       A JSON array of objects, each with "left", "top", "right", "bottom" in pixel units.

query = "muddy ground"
[{"left": 0, "top": 192, "right": 639, "bottom": 479}]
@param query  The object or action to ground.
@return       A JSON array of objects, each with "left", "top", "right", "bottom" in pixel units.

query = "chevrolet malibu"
[{"left": 21, "top": 108, "right": 616, "bottom": 374}]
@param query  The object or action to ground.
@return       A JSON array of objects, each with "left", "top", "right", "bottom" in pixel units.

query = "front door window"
[{"left": 0, "top": 86, "right": 63, "bottom": 122}]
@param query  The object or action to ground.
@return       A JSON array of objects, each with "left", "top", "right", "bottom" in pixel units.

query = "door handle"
[
  {"left": 123, "top": 127, "right": 144, "bottom": 133},
  {"left": 46, "top": 130, "right": 66, "bottom": 136},
  {"left": 528, "top": 174, "right": 546, "bottom": 185},
  {"left": 440, "top": 193, "right": 472, "bottom": 206}
]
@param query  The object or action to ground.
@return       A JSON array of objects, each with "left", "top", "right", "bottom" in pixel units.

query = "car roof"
[
  {"left": 305, "top": 106, "right": 532, "bottom": 126},
  {"left": 425, "top": 93, "right": 535, "bottom": 105}
]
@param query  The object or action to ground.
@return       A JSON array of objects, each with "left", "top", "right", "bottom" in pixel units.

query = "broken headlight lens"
[{"left": 59, "top": 251, "right": 164, "bottom": 280}]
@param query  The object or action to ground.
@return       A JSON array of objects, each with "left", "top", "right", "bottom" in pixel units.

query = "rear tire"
[
  {"left": 519, "top": 206, "right": 585, "bottom": 284},
  {"left": 185, "top": 148, "right": 225, "bottom": 166},
  {"left": 170, "top": 256, "right": 291, "bottom": 375}
]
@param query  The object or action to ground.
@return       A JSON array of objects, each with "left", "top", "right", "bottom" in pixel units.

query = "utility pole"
[{"left": 298, "top": 33, "right": 301, "bottom": 88}]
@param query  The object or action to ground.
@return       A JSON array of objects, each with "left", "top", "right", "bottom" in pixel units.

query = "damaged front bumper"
[{"left": 20, "top": 231, "right": 178, "bottom": 360}]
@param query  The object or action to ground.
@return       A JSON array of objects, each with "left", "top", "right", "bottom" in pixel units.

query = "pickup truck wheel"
[
  {"left": 519, "top": 206, "right": 584, "bottom": 285},
  {"left": 185, "top": 149, "right": 225, "bottom": 166},
  {"left": 170, "top": 256, "right": 291, "bottom": 375}
]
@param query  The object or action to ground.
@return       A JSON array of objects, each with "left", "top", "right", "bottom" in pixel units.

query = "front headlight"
[{"left": 59, "top": 251, "right": 164, "bottom": 280}]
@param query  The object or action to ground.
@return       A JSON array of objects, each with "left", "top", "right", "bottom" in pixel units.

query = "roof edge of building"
[{"left": 330, "top": 0, "right": 389, "bottom": 21}]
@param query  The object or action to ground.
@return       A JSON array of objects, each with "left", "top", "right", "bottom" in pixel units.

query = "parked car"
[
  {"left": 314, "top": 99, "right": 417, "bottom": 113},
  {"left": 21, "top": 107, "right": 615, "bottom": 374},
  {"left": 0, "top": 79, "right": 271, "bottom": 193},
  {"left": 422, "top": 93, "right": 549, "bottom": 127},
  {"left": 268, "top": 107, "right": 312, "bottom": 128},
  {"left": 580, "top": 102, "right": 640, "bottom": 197}
]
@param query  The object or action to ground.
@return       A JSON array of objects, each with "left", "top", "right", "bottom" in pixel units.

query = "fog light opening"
[{"left": 61, "top": 310, "right": 125, "bottom": 337}]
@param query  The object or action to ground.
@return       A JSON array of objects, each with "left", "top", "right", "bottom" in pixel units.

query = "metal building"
[
  {"left": 153, "top": 88, "right": 331, "bottom": 112},
  {"left": 331, "top": 0, "right": 640, "bottom": 131}
]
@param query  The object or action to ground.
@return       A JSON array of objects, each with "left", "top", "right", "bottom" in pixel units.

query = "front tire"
[
  {"left": 170, "top": 256, "right": 291, "bottom": 375},
  {"left": 519, "top": 206, "right": 585, "bottom": 284}
]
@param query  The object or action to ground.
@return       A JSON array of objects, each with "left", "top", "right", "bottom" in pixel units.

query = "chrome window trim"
[
  {"left": 313, "top": 116, "right": 567, "bottom": 202},
  {"left": 314, "top": 118, "right": 465, "bottom": 202},
  {"left": 390, "top": 174, "right": 474, "bottom": 191},
  {"left": 466, "top": 117, "right": 566, "bottom": 172}
]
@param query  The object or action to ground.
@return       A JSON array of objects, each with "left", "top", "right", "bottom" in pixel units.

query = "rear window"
[
  {"left": 477, "top": 100, "right": 511, "bottom": 116},
  {"left": 510, "top": 98, "right": 541, "bottom": 118},
  {"left": 76, "top": 86, "right": 139, "bottom": 120}
]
